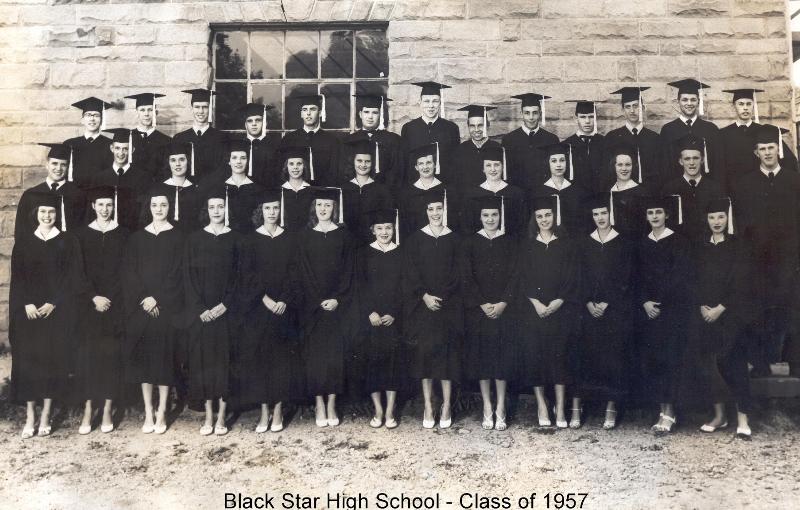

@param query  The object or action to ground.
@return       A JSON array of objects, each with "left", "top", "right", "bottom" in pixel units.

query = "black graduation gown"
[
  {"left": 220, "top": 180, "right": 266, "bottom": 234},
  {"left": 719, "top": 122, "right": 798, "bottom": 192},
  {"left": 356, "top": 244, "right": 405, "bottom": 392},
  {"left": 14, "top": 182, "right": 87, "bottom": 240},
  {"left": 514, "top": 236, "right": 579, "bottom": 387},
  {"left": 279, "top": 128, "right": 342, "bottom": 186},
  {"left": 460, "top": 232, "right": 518, "bottom": 380},
  {"left": 280, "top": 183, "right": 314, "bottom": 233},
  {"left": 501, "top": 127, "right": 560, "bottom": 192},
  {"left": 403, "top": 228, "right": 463, "bottom": 381},
  {"left": 9, "top": 230, "right": 84, "bottom": 402},
  {"left": 636, "top": 230, "right": 692, "bottom": 403},
  {"left": 183, "top": 229, "right": 241, "bottom": 401},
  {"left": 89, "top": 164, "right": 154, "bottom": 232},
  {"left": 398, "top": 181, "right": 459, "bottom": 240},
  {"left": 122, "top": 226, "right": 185, "bottom": 385},
  {"left": 400, "top": 117, "right": 461, "bottom": 185},
  {"left": 458, "top": 183, "right": 528, "bottom": 239},
  {"left": 131, "top": 129, "right": 171, "bottom": 180},
  {"left": 610, "top": 183, "right": 649, "bottom": 240},
  {"left": 74, "top": 224, "right": 130, "bottom": 401},
  {"left": 162, "top": 180, "right": 203, "bottom": 233},
  {"left": 577, "top": 231, "right": 635, "bottom": 401},
  {"left": 341, "top": 179, "right": 395, "bottom": 246},
  {"left": 63, "top": 134, "right": 113, "bottom": 188},
  {"left": 562, "top": 133, "right": 606, "bottom": 193},
  {"left": 341, "top": 129, "right": 406, "bottom": 196},
  {"left": 296, "top": 226, "right": 355, "bottom": 396},
  {"left": 659, "top": 117, "right": 723, "bottom": 183},
  {"left": 602, "top": 126, "right": 663, "bottom": 191},
  {"left": 532, "top": 181, "right": 590, "bottom": 238},
  {"left": 662, "top": 175, "right": 724, "bottom": 244},
  {"left": 236, "top": 229, "right": 304, "bottom": 405},
  {"left": 240, "top": 133, "right": 282, "bottom": 188},
  {"left": 173, "top": 127, "right": 229, "bottom": 184},
  {"left": 449, "top": 139, "right": 503, "bottom": 192}
]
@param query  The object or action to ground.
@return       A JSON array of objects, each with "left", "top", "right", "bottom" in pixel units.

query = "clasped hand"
[{"left": 25, "top": 303, "right": 55, "bottom": 320}]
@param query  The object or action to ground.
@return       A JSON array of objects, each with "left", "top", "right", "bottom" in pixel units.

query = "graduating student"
[
  {"left": 238, "top": 102, "right": 281, "bottom": 188},
  {"left": 124, "top": 92, "right": 171, "bottom": 180},
  {"left": 662, "top": 134, "right": 724, "bottom": 243},
  {"left": 173, "top": 88, "right": 228, "bottom": 184},
  {"left": 636, "top": 196, "right": 692, "bottom": 433},
  {"left": 501, "top": 93, "right": 559, "bottom": 192},
  {"left": 403, "top": 188, "right": 463, "bottom": 429},
  {"left": 603, "top": 87, "right": 662, "bottom": 191},
  {"left": 357, "top": 209, "right": 404, "bottom": 429},
  {"left": 562, "top": 100, "right": 606, "bottom": 192},
  {"left": 279, "top": 94, "right": 341, "bottom": 186},
  {"left": 459, "top": 146, "right": 528, "bottom": 239},
  {"left": 74, "top": 186, "right": 130, "bottom": 435},
  {"left": 460, "top": 196, "right": 517, "bottom": 431},
  {"left": 63, "top": 96, "right": 114, "bottom": 188},
  {"left": 297, "top": 188, "right": 355, "bottom": 427},
  {"left": 15, "top": 143, "right": 86, "bottom": 240},
  {"left": 515, "top": 195, "right": 579, "bottom": 429},
  {"left": 341, "top": 139, "right": 395, "bottom": 245},
  {"left": 278, "top": 146, "right": 315, "bottom": 232},
  {"left": 9, "top": 192, "right": 84, "bottom": 439},
  {"left": 574, "top": 192, "right": 635, "bottom": 430},
  {"left": 183, "top": 185, "right": 242, "bottom": 436},
  {"left": 237, "top": 190, "right": 303, "bottom": 433},
  {"left": 450, "top": 105, "right": 503, "bottom": 191},
  {"left": 608, "top": 143, "right": 649, "bottom": 239},
  {"left": 399, "top": 82, "right": 461, "bottom": 185},
  {"left": 532, "top": 143, "right": 590, "bottom": 237},
  {"left": 399, "top": 143, "right": 457, "bottom": 238},
  {"left": 210, "top": 139, "right": 266, "bottom": 234},
  {"left": 659, "top": 79, "right": 723, "bottom": 182},
  {"left": 161, "top": 141, "right": 202, "bottom": 233},
  {"left": 342, "top": 94, "right": 405, "bottom": 195},
  {"left": 122, "top": 184, "right": 186, "bottom": 435}
]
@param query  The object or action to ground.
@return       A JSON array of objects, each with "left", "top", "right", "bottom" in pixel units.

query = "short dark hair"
[{"left": 307, "top": 198, "right": 340, "bottom": 228}]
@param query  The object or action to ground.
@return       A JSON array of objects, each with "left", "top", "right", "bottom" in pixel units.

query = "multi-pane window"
[{"left": 212, "top": 24, "right": 389, "bottom": 134}]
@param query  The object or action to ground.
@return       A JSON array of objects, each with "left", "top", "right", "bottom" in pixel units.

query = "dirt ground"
[{"left": 1, "top": 353, "right": 799, "bottom": 510}]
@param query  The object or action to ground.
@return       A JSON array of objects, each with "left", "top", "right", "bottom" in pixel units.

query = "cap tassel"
[
  {"left": 174, "top": 186, "right": 180, "bottom": 222},
  {"left": 638, "top": 96, "right": 643, "bottom": 124},
  {"left": 592, "top": 103, "right": 597, "bottom": 136},
  {"left": 673, "top": 194, "right": 683, "bottom": 225},
  {"left": 443, "top": 188, "right": 448, "bottom": 227},
  {"left": 338, "top": 187, "right": 344, "bottom": 224},
  {"left": 727, "top": 198, "right": 735, "bottom": 235},
  {"left": 375, "top": 142, "right": 381, "bottom": 174},
  {"left": 500, "top": 195, "right": 506, "bottom": 235},
  {"left": 153, "top": 95, "right": 157, "bottom": 128},
  {"left": 60, "top": 195, "right": 66, "bottom": 231},
  {"left": 309, "top": 147, "right": 315, "bottom": 181},
  {"left": 609, "top": 190, "right": 615, "bottom": 226},
  {"left": 553, "top": 194, "right": 561, "bottom": 227},
  {"left": 261, "top": 104, "right": 267, "bottom": 139},
  {"left": 440, "top": 90, "right": 445, "bottom": 120},
  {"left": 502, "top": 147, "right": 507, "bottom": 181},
  {"left": 320, "top": 94, "right": 327, "bottom": 124},
  {"left": 248, "top": 142, "right": 253, "bottom": 177},
  {"left": 68, "top": 147, "right": 74, "bottom": 182},
  {"left": 540, "top": 97, "right": 546, "bottom": 126},
  {"left": 568, "top": 144, "right": 574, "bottom": 182},
  {"left": 113, "top": 187, "right": 118, "bottom": 224},
  {"left": 101, "top": 103, "right": 106, "bottom": 131},
  {"left": 394, "top": 208, "right": 400, "bottom": 246},
  {"left": 703, "top": 138, "right": 710, "bottom": 174},
  {"left": 378, "top": 97, "right": 385, "bottom": 131},
  {"left": 753, "top": 95, "right": 760, "bottom": 124},
  {"left": 209, "top": 91, "right": 214, "bottom": 124},
  {"left": 637, "top": 147, "right": 643, "bottom": 183},
  {"left": 224, "top": 185, "right": 229, "bottom": 227},
  {"left": 190, "top": 142, "right": 195, "bottom": 177},
  {"left": 435, "top": 142, "right": 441, "bottom": 175},
  {"left": 698, "top": 83, "right": 705, "bottom": 116},
  {"left": 483, "top": 107, "right": 488, "bottom": 140},
  {"left": 128, "top": 130, "right": 133, "bottom": 165},
  {"left": 778, "top": 126, "right": 785, "bottom": 159}
]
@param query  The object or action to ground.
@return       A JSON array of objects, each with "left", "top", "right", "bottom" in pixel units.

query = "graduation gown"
[
  {"left": 183, "top": 228, "right": 241, "bottom": 401},
  {"left": 501, "top": 127, "right": 560, "bottom": 192},
  {"left": 341, "top": 178, "right": 395, "bottom": 246},
  {"left": 659, "top": 117, "right": 723, "bottom": 183},
  {"left": 74, "top": 223, "right": 130, "bottom": 401},
  {"left": 458, "top": 182, "right": 528, "bottom": 239},
  {"left": 636, "top": 230, "right": 692, "bottom": 403},
  {"left": 89, "top": 164, "right": 154, "bottom": 232},
  {"left": 279, "top": 128, "right": 342, "bottom": 186},
  {"left": 296, "top": 226, "right": 355, "bottom": 396},
  {"left": 403, "top": 227, "right": 463, "bottom": 381},
  {"left": 14, "top": 181, "right": 87, "bottom": 240},
  {"left": 449, "top": 139, "right": 503, "bottom": 192},
  {"left": 173, "top": 126, "right": 229, "bottom": 184},
  {"left": 398, "top": 180, "right": 458, "bottom": 239},
  {"left": 400, "top": 117, "right": 461, "bottom": 185},
  {"left": 162, "top": 178, "right": 203, "bottom": 233},
  {"left": 130, "top": 128, "right": 171, "bottom": 180},
  {"left": 280, "top": 182, "right": 314, "bottom": 233},
  {"left": 205, "top": 177, "right": 266, "bottom": 234},
  {"left": 460, "top": 231, "right": 518, "bottom": 380},
  {"left": 241, "top": 133, "right": 282, "bottom": 188},
  {"left": 562, "top": 133, "right": 606, "bottom": 193},
  {"left": 533, "top": 180, "right": 590, "bottom": 238},
  {"left": 514, "top": 236, "right": 579, "bottom": 386},
  {"left": 662, "top": 175, "right": 724, "bottom": 244},
  {"left": 122, "top": 226, "right": 185, "bottom": 385},
  {"left": 577, "top": 230, "right": 635, "bottom": 401},
  {"left": 719, "top": 122, "right": 798, "bottom": 190},
  {"left": 602, "top": 126, "right": 663, "bottom": 191},
  {"left": 236, "top": 228, "right": 304, "bottom": 405},
  {"left": 341, "top": 129, "right": 406, "bottom": 195},
  {"left": 609, "top": 182, "right": 648, "bottom": 240},
  {"left": 63, "top": 134, "right": 113, "bottom": 188}
]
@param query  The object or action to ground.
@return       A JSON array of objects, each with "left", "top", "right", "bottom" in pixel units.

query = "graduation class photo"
[{"left": 2, "top": 1, "right": 800, "bottom": 509}]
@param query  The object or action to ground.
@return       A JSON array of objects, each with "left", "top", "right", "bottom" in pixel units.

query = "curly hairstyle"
[{"left": 307, "top": 198, "right": 340, "bottom": 228}]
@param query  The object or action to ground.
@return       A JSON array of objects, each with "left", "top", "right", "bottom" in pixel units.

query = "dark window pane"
[
  {"left": 215, "top": 32, "right": 248, "bottom": 79},
  {"left": 355, "top": 30, "right": 388, "bottom": 78},
  {"left": 251, "top": 32, "right": 283, "bottom": 79},
  {"left": 285, "top": 83, "right": 319, "bottom": 130},
  {"left": 252, "top": 83, "right": 283, "bottom": 131},
  {"left": 215, "top": 82, "right": 247, "bottom": 131},
  {"left": 321, "top": 31, "right": 353, "bottom": 79},
  {"left": 320, "top": 83, "right": 351, "bottom": 130},
  {"left": 286, "top": 31, "right": 318, "bottom": 79}
]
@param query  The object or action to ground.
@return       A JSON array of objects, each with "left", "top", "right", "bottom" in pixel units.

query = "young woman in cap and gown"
[
  {"left": 460, "top": 196, "right": 518, "bottom": 431},
  {"left": 161, "top": 141, "right": 202, "bottom": 233},
  {"left": 74, "top": 185, "right": 130, "bottom": 435},
  {"left": 573, "top": 192, "right": 635, "bottom": 430},
  {"left": 278, "top": 146, "right": 315, "bottom": 233},
  {"left": 607, "top": 143, "right": 649, "bottom": 240},
  {"left": 9, "top": 192, "right": 84, "bottom": 438},
  {"left": 356, "top": 209, "right": 404, "bottom": 429},
  {"left": 403, "top": 189, "right": 463, "bottom": 429},
  {"left": 399, "top": 143, "right": 457, "bottom": 240},
  {"left": 122, "top": 184, "right": 186, "bottom": 434},
  {"left": 206, "top": 139, "right": 265, "bottom": 234},
  {"left": 182, "top": 185, "right": 242, "bottom": 436},
  {"left": 297, "top": 187, "right": 355, "bottom": 427},
  {"left": 636, "top": 195, "right": 692, "bottom": 433},
  {"left": 515, "top": 195, "right": 579, "bottom": 428},
  {"left": 341, "top": 139, "right": 395, "bottom": 247},
  {"left": 532, "top": 143, "right": 590, "bottom": 237},
  {"left": 236, "top": 189, "right": 303, "bottom": 433}
]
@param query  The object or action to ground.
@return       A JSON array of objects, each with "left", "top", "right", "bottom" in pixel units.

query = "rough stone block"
[
  {"left": 0, "top": 261, "right": 8, "bottom": 290},
  {"left": 282, "top": 0, "right": 315, "bottom": 20},
  {"left": 594, "top": 41, "right": 659, "bottom": 56},
  {"left": 638, "top": 56, "right": 697, "bottom": 80},
  {"left": 669, "top": 0, "right": 731, "bottom": 16},
  {"left": 501, "top": 19, "right": 520, "bottom": 42},
  {"left": 261, "top": 2, "right": 287, "bottom": 21},
  {"left": 21, "top": 127, "right": 73, "bottom": 143},
  {"left": 681, "top": 40, "right": 737, "bottom": 54},
  {"left": 388, "top": 42, "right": 413, "bottom": 58},
  {"left": 156, "top": 24, "right": 209, "bottom": 45},
  {"left": 0, "top": 169, "right": 21, "bottom": 189},
  {"left": 371, "top": 1, "right": 395, "bottom": 20},
  {"left": 659, "top": 42, "right": 682, "bottom": 55},
  {"left": 735, "top": 38, "right": 788, "bottom": 55},
  {"left": 439, "top": 59, "right": 503, "bottom": 83},
  {"left": 765, "top": 17, "right": 786, "bottom": 38},
  {"left": 47, "top": 27, "right": 97, "bottom": 48},
  {"left": 0, "top": 64, "right": 48, "bottom": 89},
  {"left": 388, "top": 20, "right": 441, "bottom": 41},
  {"left": 0, "top": 303, "right": 7, "bottom": 333},
  {"left": 203, "top": 4, "right": 225, "bottom": 22},
  {"left": 22, "top": 167, "right": 47, "bottom": 188},
  {"left": 310, "top": 0, "right": 334, "bottom": 20},
  {"left": 223, "top": 3, "right": 245, "bottom": 22},
  {"left": 701, "top": 18, "right": 765, "bottom": 38},
  {"left": 504, "top": 57, "right": 563, "bottom": 83},
  {"left": 563, "top": 57, "right": 618, "bottom": 82},
  {"left": 440, "top": 20, "right": 500, "bottom": 41},
  {"left": 617, "top": 59, "right": 637, "bottom": 81},
  {"left": 732, "top": 0, "right": 785, "bottom": 17},
  {"left": 0, "top": 7, "right": 19, "bottom": 26},
  {"left": 107, "top": 62, "right": 164, "bottom": 87},
  {"left": 390, "top": 59, "right": 438, "bottom": 83},
  {"left": 467, "top": 0, "right": 541, "bottom": 18},
  {"left": 543, "top": 40, "right": 592, "bottom": 56},
  {"left": 415, "top": 41, "right": 486, "bottom": 58},
  {"left": 164, "top": 61, "right": 209, "bottom": 86},
  {"left": 20, "top": 4, "right": 76, "bottom": 25},
  {"left": 50, "top": 62, "right": 105, "bottom": 88},
  {"left": 603, "top": 0, "right": 666, "bottom": 17},
  {"left": 697, "top": 55, "right": 772, "bottom": 80},
  {"left": 0, "top": 145, "right": 40, "bottom": 168},
  {"left": 75, "top": 4, "right": 137, "bottom": 24},
  {"left": 572, "top": 21, "right": 638, "bottom": 40},
  {"left": 520, "top": 19, "right": 574, "bottom": 40},
  {"left": 330, "top": 0, "right": 354, "bottom": 20},
  {"left": 391, "top": 0, "right": 430, "bottom": 20},
  {"left": 425, "top": 1, "right": 466, "bottom": 19},
  {"left": 185, "top": 45, "right": 211, "bottom": 62},
  {"left": 140, "top": 3, "right": 205, "bottom": 24},
  {"left": 542, "top": 0, "right": 604, "bottom": 17},
  {"left": 114, "top": 26, "right": 156, "bottom": 45},
  {"left": 487, "top": 40, "right": 542, "bottom": 58},
  {"left": 640, "top": 20, "right": 700, "bottom": 38},
  {"left": 0, "top": 213, "right": 14, "bottom": 239},
  {"left": 350, "top": 1, "right": 373, "bottom": 20},
  {"left": 0, "top": 238, "right": 12, "bottom": 257}
]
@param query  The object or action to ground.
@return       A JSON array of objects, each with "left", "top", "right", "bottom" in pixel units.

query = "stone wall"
[{"left": 0, "top": 0, "right": 792, "bottom": 344}]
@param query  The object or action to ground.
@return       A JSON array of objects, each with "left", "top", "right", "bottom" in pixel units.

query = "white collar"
[
  {"left": 34, "top": 227, "right": 60, "bottom": 241},
  {"left": 648, "top": 227, "right": 674, "bottom": 242},
  {"left": 45, "top": 177, "right": 65, "bottom": 189},
  {"left": 350, "top": 176, "right": 375, "bottom": 187},
  {"left": 192, "top": 124, "right": 210, "bottom": 135},
  {"left": 89, "top": 219, "right": 118, "bottom": 232},
  {"left": 422, "top": 224, "right": 451, "bottom": 237},
  {"left": 370, "top": 240, "right": 397, "bottom": 252},
  {"left": 683, "top": 174, "right": 702, "bottom": 185},
  {"left": 536, "top": 233, "right": 557, "bottom": 245},
  {"left": 136, "top": 126, "right": 155, "bottom": 136},
  {"left": 247, "top": 133, "right": 267, "bottom": 141},
  {"left": 760, "top": 165, "right": 781, "bottom": 177},
  {"left": 225, "top": 175, "right": 254, "bottom": 186},
  {"left": 679, "top": 114, "right": 699, "bottom": 124},
  {"left": 611, "top": 180, "right": 638, "bottom": 191},
  {"left": 478, "top": 228, "right": 504, "bottom": 239},
  {"left": 472, "top": 138, "right": 488, "bottom": 149},
  {"left": 625, "top": 121, "right": 644, "bottom": 133},
  {"left": 282, "top": 180, "right": 310, "bottom": 191},
  {"left": 256, "top": 225, "right": 284, "bottom": 238},
  {"left": 480, "top": 180, "right": 508, "bottom": 192},
  {"left": 84, "top": 132, "right": 100, "bottom": 141},
  {"left": 413, "top": 177, "right": 442, "bottom": 190},
  {"left": 544, "top": 177, "right": 571, "bottom": 190},
  {"left": 203, "top": 224, "right": 231, "bottom": 236},
  {"left": 144, "top": 222, "right": 174, "bottom": 235},
  {"left": 421, "top": 116, "right": 439, "bottom": 125},
  {"left": 164, "top": 177, "right": 193, "bottom": 187},
  {"left": 303, "top": 125, "right": 321, "bottom": 134},
  {"left": 112, "top": 163, "right": 131, "bottom": 174},
  {"left": 521, "top": 125, "right": 539, "bottom": 136},
  {"left": 736, "top": 120, "right": 753, "bottom": 128},
  {"left": 312, "top": 222, "right": 339, "bottom": 233},
  {"left": 590, "top": 228, "right": 619, "bottom": 244},
  {"left": 710, "top": 234, "right": 726, "bottom": 245}
]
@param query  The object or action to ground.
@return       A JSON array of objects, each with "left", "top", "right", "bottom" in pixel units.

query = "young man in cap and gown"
[
  {"left": 173, "top": 88, "right": 229, "bottom": 184},
  {"left": 237, "top": 102, "right": 282, "bottom": 188},
  {"left": 63, "top": 96, "right": 114, "bottom": 188},
  {"left": 124, "top": 92, "right": 171, "bottom": 180},
  {"left": 501, "top": 93, "right": 559, "bottom": 193},
  {"left": 450, "top": 105, "right": 503, "bottom": 192},
  {"left": 561, "top": 100, "right": 606, "bottom": 193}
]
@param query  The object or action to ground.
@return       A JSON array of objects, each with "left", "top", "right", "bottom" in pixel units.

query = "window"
[{"left": 212, "top": 23, "right": 389, "bottom": 134}]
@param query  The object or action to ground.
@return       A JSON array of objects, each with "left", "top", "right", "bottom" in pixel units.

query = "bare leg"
[
  {"left": 479, "top": 379, "right": 492, "bottom": 418},
  {"left": 155, "top": 385, "right": 169, "bottom": 429},
  {"left": 440, "top": 380, "right": 452, "bottom": 422},
  {"left": 736, "top": 406, "right": 751, "bottom": 435},
  {"left": 203, "top": 400, "right": 214, "bottom": 428},
  {"left": 25, "top": 401, "right": 35, "bottom": 431},
  {"left": 258, "top": 404, "right": 270, "bottom": 429},
  {"left": 421, "top": 379, "right": 434, "bottom": 423},
  {"left": 371, "top": 391, "right": 384, "bottom": 421},
  {"left": 570, "top": 397, "right": 582, "bottom": 428},
  {"left": 495, "top": 380, "right": 507, "bottom": 418},
  {"left": 554, "top": 384, "right": 566, "bottom": 424},
  {"left": 704, "top": 402, "right": 727, "bottom": 428},
  {"left": 272, "top": 402, "right": 283, "bottom": 429},
  {"left": 141, "top": 383, "right": 154, "bottom": 425},
  {"left": 385, "top": 391, "right": 397, "bottom": 422},
  {"left": 315, "top": 395, "right": 327, "bottom": 425},
  {"left": 102, "top": 400, "right": 113, "bottom": 429},
  {"left": 326, "top": 394, "right": 338, "bottom": 424},
  {"left": 534, "top": 386, "right": 549, "bottom": 424},
  {"left": 216, "top": 398, "right": 227, "bottom": 428},
  {"left": 81, "top": 400, "right": 93, "bottom": 429}
]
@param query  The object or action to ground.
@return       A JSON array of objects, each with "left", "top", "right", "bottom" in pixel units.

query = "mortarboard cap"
[
  {"left": 566, "top": 100, "right": 597, "bottom": 115},
  {"left": 257, "top": 188, "right": 283, "bottom": 205},
  {"left": 538, "top": 142, "right": 570, "bottom": 158},
  {"left": 182, "top": 88, "right": 214, "bottom": 104},
  {"left": 610, "top": 86, "right": 650, "bottom": 105},
  {"left": 706, "top": 197, "right": 732, "bottom": 214},
  {"left": 667, "top": 79, "right": 711, "bottom": 96},
  {"left": 531, "top": 194, "right": 557, "bottom": 212},
  {"left": 227, "top": 138, "right": 250, "bottom": 154},
  {"left": 722, "top": 88, "right": 764, "bottom": 102},
  {"left": 204, "top": 183, "right": 228, "bottom": 202},
  {"left": 106, "top": 128, "right": 132, "bottom": 144},
  {"left": 290, "top": 94, "right": 323, "bottom": 107},
  {"left": 87, "top": 185, "right": 116, "bottom": 203},
  {"left": 511, "top": 93, "right": 550, "bottom": 108},
  {"left": 458, "top": 104, "right": 496, "bottom": 118},
  {"left": 584, "top": 192, "right": 612, "bottom": 212},
  {"left": 412, "top": 82, "right": 451, "bottom": 96},
  {"left": 164, "top": 141, "right": 191, "bottom": 157},
  {"left": 240, "top": 102, "right": 273, "bottom": 119},
  {"left": 279, "top": 145, "right": 311, "bottom": 163},
  {"left": 676, "top": 133, "right": 705, "bottom": 153},
  {"left": 608, "top": 142, "right": 637, "bottom": 159},
  {"left": 472, "top": 195, "right": 503, "bottom": 212},
  {"left": 410, "top": 142, "right": 438, "bottom": 163},
  {"left": 125, "top": 93, "right": 165, "bottom": 108},
  {"left": 29, "top": 190, "right": 60, "bottom": 210},
  {"left": 354, "top": 94, "right": 392, "bottom": 110},
  {"left": 754, "top": 124, "right": 789, "bottom": 145},
  {"left": 345, "top": 138, "right": 376, "bottom": 156},
  {"left": 146, "top": 183, "right": 173, "bottom": 200},
  {"left": 311, "top": 187, "right": 340, "bottom": 202},
  {"left": 421, "top": 188, "right": 446, "bottom": 207},
  {"left": 38, "top": 142, "right": 70, "bottom": 161},
  {"left": 71, "top": 97, "right": 113, "bottom": 114},
  {"left": 369, "top": 208, "right": 398, "bottom": 226},
  {"left": 481, "top": 146, "right": 504, "bottom": 163}
]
